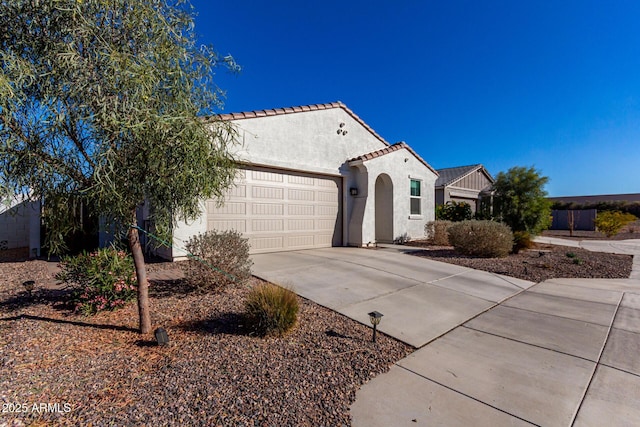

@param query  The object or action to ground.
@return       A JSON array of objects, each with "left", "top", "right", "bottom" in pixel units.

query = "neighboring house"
[
  {"left": 0, "top": 194, "right": 40, "bottom": 260},
  {"left": 151, "top": 102, "right": 438, "bottom": 260},
  {"left": 434, "top": 164, "right": 494, "bottom": 214}
]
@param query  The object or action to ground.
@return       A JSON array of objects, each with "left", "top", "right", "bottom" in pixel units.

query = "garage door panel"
[
  {"left": 315, "top": 234, "right": 333, "bottom": 246},
  {"left": 288, "top": 175, "right": 314, "bottom": 186},
  {"left": 252, "top": 203, "right": 284, "bottom": 215},
  {"left": 251, "top": 236, "right": 284, "bottom": 251},
  {"left": 252, "top": 170, "right": 283, "bottom": 182},
  {"left": 316, "top": 219, "right": 336, "bottom": 230},
  {"left": 288, "top": 189, "right": 314, "bottom": 201},
  {"left": 287, "top": 219, "right": 314, "bottom": 231},
  {"left": 208, "top": 167, "right": 342, "bottom": 254},
  {"left": 209, "top": 219, "right": 246, "bottom": 232},
  {"left": 209, "top": 201, "right": 246, "bottom": 215},
  {"left": 252, "top": 186, "right": 283, "bottom": 199},
  {"left": 288, "top": 204, "right": 314, "bottom": 216}
]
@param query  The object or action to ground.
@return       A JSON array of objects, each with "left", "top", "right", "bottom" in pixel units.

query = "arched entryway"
[{"left": 375, "top": 174, "right": 393, "bottom": 243}]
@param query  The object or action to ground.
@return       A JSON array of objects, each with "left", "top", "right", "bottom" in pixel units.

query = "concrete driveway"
[
  {"left": 252, "top": 247, "right": 533, "bottom": 348},
  {"left": 253, "top": 245, "right": 640, "bottom": 426}
]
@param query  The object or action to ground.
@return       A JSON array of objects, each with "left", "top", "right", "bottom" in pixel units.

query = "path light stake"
[
  {"left": 23, "top": 280, "right": 35, "bottom": 297},
  {"left": 368, "top": 311, "right": 383, "bottom": 343},
  {"left": 154, "top": 327, "right": 169, "bottom": 346}
]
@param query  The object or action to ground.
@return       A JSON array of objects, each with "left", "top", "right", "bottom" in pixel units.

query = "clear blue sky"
[{"left": 190, "top": 0, "right": 640, "bottom": 197}]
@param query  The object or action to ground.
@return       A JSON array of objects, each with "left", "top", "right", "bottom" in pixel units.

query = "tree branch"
[{"left": 0, "top": 114, "right": 91, "bottom": 186}]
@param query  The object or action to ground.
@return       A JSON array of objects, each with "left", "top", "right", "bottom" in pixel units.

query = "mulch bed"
[
  {"left": 0, "top": 261, "right": 412, "bottom": 426},
  {"left": 408, "top": 242, "right": 633, "bottom": 283}
]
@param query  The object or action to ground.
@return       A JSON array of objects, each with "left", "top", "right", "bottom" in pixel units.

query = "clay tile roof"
[
  {"left": 348, "top": 142, "right": 438, "bottom": 175},
  {"left": 216, "top": 101, "right": 390, "bottom": 146}
]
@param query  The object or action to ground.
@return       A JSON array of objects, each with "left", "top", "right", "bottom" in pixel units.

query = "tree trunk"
[{"left": 128, "top": 221, "right": 152, "bottom": 334}]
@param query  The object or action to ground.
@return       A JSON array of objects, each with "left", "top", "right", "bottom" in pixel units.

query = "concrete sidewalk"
[
  {"left": 252, "top": 247, "right": 533, "bottom": 348},
  {"left": 253, "top": 243, "right": 640, "bottom": 426},
  {"left": 351, "top": 240, "right": 640, "bottom": 426}
]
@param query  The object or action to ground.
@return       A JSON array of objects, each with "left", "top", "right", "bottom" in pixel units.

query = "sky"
[{"left": 190, "top": 0, "right": 640, "bottom": 197}]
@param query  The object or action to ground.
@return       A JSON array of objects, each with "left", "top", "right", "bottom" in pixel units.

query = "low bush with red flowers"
[{"left": 56, "top": 247, "right": 137, "bottom": 315}]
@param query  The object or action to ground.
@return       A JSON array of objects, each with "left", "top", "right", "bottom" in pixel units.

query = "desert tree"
[
  {"left": 0, "top": 0, "right": 240, "bottom": 333},
  {"left": 492, "top": 166, "right": 552, "bottom": 235}
]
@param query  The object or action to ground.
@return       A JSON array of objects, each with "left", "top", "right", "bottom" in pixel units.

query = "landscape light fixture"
[
  {"left": 22, "top": 280, "right": 35, "bottom": 296},
  {"left": 154, "top": 327, "right": 169, "bottom": 346},
  {"left": 368, "top": 311, "right": 383, "bottom": 343}
]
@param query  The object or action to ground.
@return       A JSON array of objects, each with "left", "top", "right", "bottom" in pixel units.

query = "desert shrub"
[
  {"left": 566, "top": 252, "right": 576, "bottom": 258},
  {"left": 447, "top": 220, "right": 513, "bottom": 258},
  {"left": 512, "top": 231, "right": 534, "bottom": 254},
  {"left": 184, "top": 230, "right": 252, "bottom": 292},
  {"left": 245, "top": 283, "right": 298, "bottom": 336},
  {"left": 436, "top": 201, "right": 473, "bottom": 222},
  {"left": 56, "top": 247, "right": 137, "bottom": 315},
  {"left": 595, "top": 211, "right": 637, "bottom": 237},
  {"left": 424, "top": 220, "right": 453, "bottom": 246}
]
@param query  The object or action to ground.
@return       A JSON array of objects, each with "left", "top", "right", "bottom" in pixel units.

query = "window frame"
[{"left": 410, "top": 178, "right": 422, "bottom": 216}]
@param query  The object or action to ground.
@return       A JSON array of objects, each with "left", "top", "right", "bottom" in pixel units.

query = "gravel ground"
[
  {"left": 1, "top": 242, "right": 634, "bottom": 426},
  {"left": 408, "top": 242, "right": 633, "bottom": 283},
  {"left": 0, "top": 262, "right": 411, "bottom": 427}
]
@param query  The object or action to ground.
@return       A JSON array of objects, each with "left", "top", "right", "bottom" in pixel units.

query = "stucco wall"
[
  {"left": 162, "top": 106, "right": 437, "bottom": 259},
  {"left": 0, "top": 197, "right": 40, "bottom": 257},
  {"left": 352, "top": 149, "right": 437, "bottom": 244},
  {"left": 230, "top": 108, "right": 387, "bottom": 175}
]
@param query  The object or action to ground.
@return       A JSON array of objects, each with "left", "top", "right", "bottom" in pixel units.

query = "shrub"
[
  {"left": 595, "top": 211, "right": 637, "bottom": 237},
  {"left": 424, "top": 220, "right": 453, "bottom": 246},
  {"left": 184, "top": 230, "right": 253, "bottom": 292},
  {"left": 436, "top": 201, "right": 473, "bottom": 222},
  {"left": 512, "top": 231, "right": 534, "bottom": 254},
  {"left": 56, "top": 247, "right": 137, "bottom": 315},
  {"left": 566, "top": 252, "right": 576, "bottom": 258},
  {"left": 245, "top": 283, "right": 298, "bottom": 336},
  {"left": 447, "top": 220, "right": 513, "bottom": 258}
]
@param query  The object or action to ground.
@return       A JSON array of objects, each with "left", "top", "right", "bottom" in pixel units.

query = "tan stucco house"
[
  {"left": 435, "top": 164, "right": 494, "bottom": 214},
  {"left": 154, "top": 102, "right": 438, "bottom": 259}
]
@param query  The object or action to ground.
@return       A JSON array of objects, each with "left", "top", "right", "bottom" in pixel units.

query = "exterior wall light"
[
  {"left": 350, "top": 188, "right": 358, "bottom": 196},
  {"left": 154, "top": 327, "right": 169, "bottom": 346},
  {"left": 368, "top": 311, "right": 383, "bottom": 342}
]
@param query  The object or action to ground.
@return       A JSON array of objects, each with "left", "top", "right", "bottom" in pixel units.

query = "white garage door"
[{"left": 207, "top": 167, "right": 342, "bottom": 253}]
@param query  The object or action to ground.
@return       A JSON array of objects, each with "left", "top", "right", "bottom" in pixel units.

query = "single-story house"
[
  {"left": 153, "top": 102, "right": 438, "bottom": 260},
  {"left": 0, "top": 194, "right": 41, "bottom": 260},
  {"left": 435, "top": 164, "right": 494, "bottom": 214}
]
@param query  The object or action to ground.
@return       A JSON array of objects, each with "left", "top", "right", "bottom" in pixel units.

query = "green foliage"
[
  {"left": 56, "top": 248, "right": 137, "bottom": 315},
  {"left": 572, "top": 257, "right": 583, "bottom": 265},
  {"left": 436, "top": 201, "right": 473, "bottom": 222},
  {"left": 595, "top": 211, "right": 637, "bottom": 237},
  {"left": 512, "top": 231, "right": 534, "bottom": 254},
  {"left": 184, "top": 230, "right": 253, "bottom": 292},
  {"left": 566, "top": 252, "right": 577, "bottom": 258},
  {"left": 447, "top": 220, "right": 514, "bottom": 258},
  {"left": 0, "top": 0, "right": 240, "bottom": 253},
  {"left": 492, "top": 166, "right": 551, "bottom": 235},
  {"left": 475, "top": 194, "right": 494, "bottom": 220},
  {"left": 245, "top": 283, "right": 299, "bottom": 336},
  {"left": 424, "top": 220, "right": 453, "bottom": 246}
]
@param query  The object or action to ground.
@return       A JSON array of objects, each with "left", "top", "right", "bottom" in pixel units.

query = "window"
[{"left": 410, "top": 179, "right": 421, "bottom": 215}]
